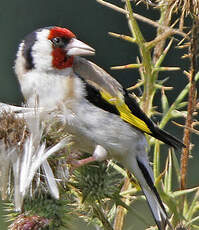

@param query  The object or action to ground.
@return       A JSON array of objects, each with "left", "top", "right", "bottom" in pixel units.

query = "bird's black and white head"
[
  {"left": 14, "top": 26, "right": 95, "bottom": 107},
  {"left": 15, "top": 26, "right": 95, "bottom": 77}
]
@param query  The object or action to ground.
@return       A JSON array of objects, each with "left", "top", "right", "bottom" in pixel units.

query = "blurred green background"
[{"left": 0, "top": 0, "right": 198, "bottom": 229}]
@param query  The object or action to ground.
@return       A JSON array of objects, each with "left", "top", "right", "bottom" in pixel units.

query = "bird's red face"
[
  {"left": 48, "top": 27, "right": 76, "bottom": 69},
  {"left": 48, "top": 26, "right": 95, "bottom": 69}
]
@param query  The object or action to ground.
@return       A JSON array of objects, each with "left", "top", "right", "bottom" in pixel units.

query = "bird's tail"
[
  {"left": 135, "top": 157, "right": 173, "bottom": 230},
  {"left": 142, "top": 187, "right": 168, "bottom": 230},
  {"left": 152, "top": 126, "right": 185, "bottom": 150}
]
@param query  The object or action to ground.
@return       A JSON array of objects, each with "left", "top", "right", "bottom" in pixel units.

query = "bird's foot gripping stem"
[{"left": 67, "top": 145, "right": 107, "bottom": 171}]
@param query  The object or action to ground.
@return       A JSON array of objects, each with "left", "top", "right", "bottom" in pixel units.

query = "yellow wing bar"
[{"left": 100, "top": 90, "right": 152, "bottom": 134}]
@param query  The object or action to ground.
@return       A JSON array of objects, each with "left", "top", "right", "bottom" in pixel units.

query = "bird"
[{"left": 15, "top": 26, "right": 184, "bottom": 230}]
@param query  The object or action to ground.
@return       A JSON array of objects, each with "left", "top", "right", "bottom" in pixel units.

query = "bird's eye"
[{"left": 51, "top": 37, "right": 64, "bottom": 47}]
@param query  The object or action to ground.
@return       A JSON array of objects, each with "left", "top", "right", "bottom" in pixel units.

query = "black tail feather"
[
  {"left": 152, "top": 127, "right": 185, "bottom": 150},
  {"left": 137, "top": 157, "right": 174, "bottom": 230}
]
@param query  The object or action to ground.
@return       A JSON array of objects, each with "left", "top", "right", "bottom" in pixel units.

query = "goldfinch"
[{"left": 15, "top": 26, "right": 184, "bottom": 230}]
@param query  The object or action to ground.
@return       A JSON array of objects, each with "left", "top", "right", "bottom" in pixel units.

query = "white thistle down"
[
  {"left": 0, "top": 142, "right": 15, "bottom": 200},
  {"left": 14, "top": 134, "right": 68, "bottom": 211},
  {"left": 0, "top": 102, "right": 46, "bottom": 120},
  {"left": 0, "top": 103, "right": 70, "bottom": 211},
  {"left": 41, "top": 160, "right": 60, "bottom": 199}
]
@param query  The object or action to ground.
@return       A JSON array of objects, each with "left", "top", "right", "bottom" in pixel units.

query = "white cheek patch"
[
  {"left": 32, "top": 29, "right": 53, "bottom": 71},
  {"left": 15, "top": 42, "right": 27, "bottom": 81}
]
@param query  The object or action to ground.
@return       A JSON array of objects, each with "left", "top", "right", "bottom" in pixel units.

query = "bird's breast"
[{"left": 19, "top": 70, "right": 85, "bottom": 110}]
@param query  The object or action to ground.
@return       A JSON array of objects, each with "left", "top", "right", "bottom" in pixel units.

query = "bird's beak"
[{"left": 66, "top": 38, "right": 95, "bottom": 56}]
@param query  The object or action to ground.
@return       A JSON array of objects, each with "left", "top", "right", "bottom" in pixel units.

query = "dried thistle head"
[
  {"left": 166, "top": 0, "right": 199, "bottom": 16},
  {"left": 134, "top": 0, "right": 198, "bottom": 15},
  {"left": 0, "top": 111, "right": 29, "bottom": 150},
  {"left": 0, "top": 111, "right": 29, "bottom": 200},
  {"left": 0, "top": 109, "right": 70, "bottom": 211},
  {"left": 43, "top": 119, "right": 70, "bottom": 154},
  {"left": 158, "top": 0, "right": 199, "bottom": 30}
]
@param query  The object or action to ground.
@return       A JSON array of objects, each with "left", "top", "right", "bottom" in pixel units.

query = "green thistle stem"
[
  {"left": 93, "top": 204, "right": 113, "bottom": 230},
  {"left": 125, "top": 0, "right": 154, "bottom": 115}
]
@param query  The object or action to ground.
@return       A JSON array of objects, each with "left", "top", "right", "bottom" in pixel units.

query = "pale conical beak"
[{"left": 66, "top": 38, "right": 95, "bottom": 56}]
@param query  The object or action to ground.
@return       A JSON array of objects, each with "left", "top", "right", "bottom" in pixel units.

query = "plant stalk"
[
  {"left": 113, "top": 177, "right": 130, "bottom": 230},
  {"left": 180, "top": 15, "right": 198, "bottom": 190}
]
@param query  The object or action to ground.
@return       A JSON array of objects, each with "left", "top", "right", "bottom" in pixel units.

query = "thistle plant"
[
  {"left": 0, "top": 0, "right": 199, "bottom": 229},
  {"left": 96, "top": 0, "right": 199, "bottom": 229}
]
